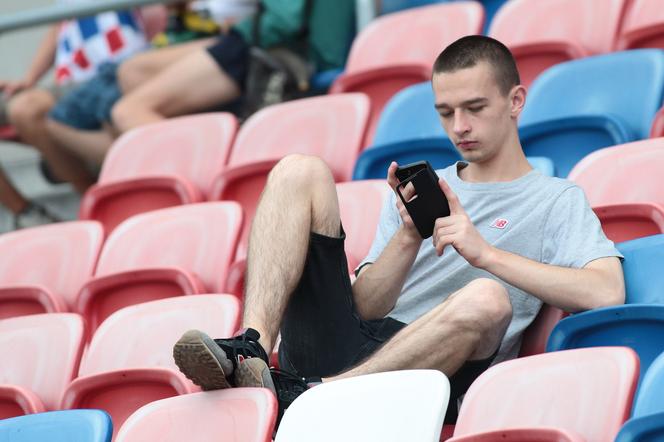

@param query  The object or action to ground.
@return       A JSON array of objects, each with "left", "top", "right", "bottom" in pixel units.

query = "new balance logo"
[{"left": 490, "top": 218, "right": 509, "bottom": 229}]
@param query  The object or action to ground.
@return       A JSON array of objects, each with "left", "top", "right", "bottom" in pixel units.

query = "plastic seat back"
[
  {"left": 116, "top": 388, "right": 277, "bottom": 442},
  {"left": 547, "top": 305, "right": 664, "bottom": 382},
  {"left": 594, "top": 203, "right": 664, "bottom": 243},
  {"left": 617, "top": 234, "right": 664, "bottom": 304},
  {"left": 80, "top": 295, "right": 240, "bottom": 376},
  {"left": 0, "top": 221, "right": 103, "bottom": 314},
  {"left": 345, "top": 2, "right": 484, "bottom": 74},
  {"left": 453, "top": 347, "right": 639, "bottom": 441},
  {"left": 96, "top": 202, "right": 242, "bottom": 293},
  {"left": 0, "top": 313, "right": 84, "bottom": 417},
  {"left": 336, "top": 180, "right": 391, "bottom": 271},
  {"left": 0, "top": 409, "right": 112, "bottom": 442},
  {"left": 98, "top": 113, "right": 237, "bottom": 194},
  {"left": 64, "top": 295, "right": 240, "bottom": 438},
  {"left": 81, "top": 202, "right": 242, "bottom": 330},
  {"left": 521, "top": 50, "right": 664, "bottom": 140},
  {"left": 568, "top": 138, "right": 664, "bottom": 207},
  {"left": 651, "top": 106, "right": 664, "bottom": 137},
  {"left": 617, "top": 0, "right": 664, "bottom": 50},
  {"left": 275, "top": 370, "right": 450, "bottom": 442},
  {"left": 227, "top": 94, "right": 369, "bottom": 181},
  {"left": 489, "top": 0, "right": 627, "bottom": 86}
]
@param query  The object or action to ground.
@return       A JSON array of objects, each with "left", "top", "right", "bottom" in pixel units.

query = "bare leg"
[
  {"left": 112, "top": 49, "right": 241, "bottom": 132},
  {"left": 117, "top": 37, "right": 215, "bottom": 93},
  {"left": 243, "top": 154, "right": 343, "bottom": 353},
  {"left": 45, "top": 119, "right": 115, "bottom": 166},
  {"left": 8, "top": 89, "right": 94, "bottom": 193},
  {"left": 326, "top": 278, "right": 512, "bottom": 381},
  {"left": 0, "top": 168, "right": 28, "bottom": 214}
]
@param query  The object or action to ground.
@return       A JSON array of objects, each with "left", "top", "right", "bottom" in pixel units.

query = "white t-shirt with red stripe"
[{"left": 54, "top": 0, "right": 147, "bottom": 85}]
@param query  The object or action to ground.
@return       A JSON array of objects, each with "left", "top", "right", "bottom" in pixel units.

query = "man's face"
[{"left": 432, "top": 62, "right": 516, "bottom": 164}]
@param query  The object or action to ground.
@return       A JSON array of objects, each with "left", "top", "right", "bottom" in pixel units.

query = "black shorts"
[
  {"left": 278, "top": 227, "right": 496, "bottom": 424},
  {"left": 205, "top": 29, "right": 250, "bottom": 91}
]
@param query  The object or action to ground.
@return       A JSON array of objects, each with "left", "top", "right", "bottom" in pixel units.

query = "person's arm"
[
  {"left": 433, "top": 179, "right": 625, "bottom": 313},
  {"left": 0, "top": 25, "right": 59, "bottom": 97},
  {"left": 352, "top": 162, "right": 423, "bottom": 320}
]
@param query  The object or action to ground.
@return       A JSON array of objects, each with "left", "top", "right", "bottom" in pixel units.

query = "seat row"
[
  {"left": 3, "top": 344, "right": 664, "bottom": 441},
  {"left": 1, "top": 231, "right": 662, "bottom": 437}
]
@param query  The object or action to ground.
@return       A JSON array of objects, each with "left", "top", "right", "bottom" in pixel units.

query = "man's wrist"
[
  {"left": 396, "top": 225, "right": 423, "bottom": 248},
  {"left": 479, "top": 245, "right": 501, "bottom": 271}
]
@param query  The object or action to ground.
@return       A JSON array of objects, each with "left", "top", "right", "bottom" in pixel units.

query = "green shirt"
[{"left": 234, "top": 0, "right": 355, "bottom": 71}]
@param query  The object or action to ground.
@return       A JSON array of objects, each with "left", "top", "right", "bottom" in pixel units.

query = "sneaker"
[
  {"left": 173, "top": 328, "right": 269, "bottom": 390},
  {"left": 13, "top": 203, "right": 60, "bottom": 230}
]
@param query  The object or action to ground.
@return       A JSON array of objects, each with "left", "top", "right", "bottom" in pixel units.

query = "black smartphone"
[{"left": 395, "top": 161, "right": 450, "bottom": 239}]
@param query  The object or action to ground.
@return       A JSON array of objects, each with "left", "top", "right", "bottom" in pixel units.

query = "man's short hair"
[{"left": 433, "top": 35, "right": 520, "bottom": 96}]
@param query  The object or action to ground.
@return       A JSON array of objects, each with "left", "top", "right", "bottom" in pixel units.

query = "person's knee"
[
  {"left": 110, "top": 98, "right": 136, "bottom": 133},
  {"left": 267, "top": 154, "right": 335, "bottom": 191},
  {"left": 7, "top": 89, "right": 54, "bottom": 126},
  {"left": 445, "top": 279, "right": 512, "bottom": 338}
]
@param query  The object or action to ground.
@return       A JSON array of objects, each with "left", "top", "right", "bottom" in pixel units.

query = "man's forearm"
[
  {"left": 24, "top": 25, "right": 59, "bottom": 85},
  {"left": 352, "top": 227, "right": 421, "bottom": 320},
  {"left": 482, "top": 247, "right": 624, "bottom": 312}
]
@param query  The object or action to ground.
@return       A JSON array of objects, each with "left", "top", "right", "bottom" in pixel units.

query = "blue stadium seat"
[
  {"left": 546, "top": 305, "right": 664, "bottom": 383},
  {"left": 615, "top": 351, "right": 664, "bottom": 441},
  {"left": 0, "top": 409, "right": 112, "bottom": 442},
  {"left": 519, "top": 49, "right": 664, "bottom": 176},
  {"left": 617, "top": 234, "right": 664, "bottom": 304}
]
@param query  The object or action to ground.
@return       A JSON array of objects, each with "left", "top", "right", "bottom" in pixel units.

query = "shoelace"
[{"left": 215, "top": 328, "right": 270, "bottom": 369}]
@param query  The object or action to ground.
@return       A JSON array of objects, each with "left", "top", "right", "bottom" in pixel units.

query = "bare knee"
[
  {"left": 444, "top": 279, "right": 512, "bottom": 358},
  {"left": 7, "top": 89, "right": 54, "bottom": 127},
  {"left": 111, "top": 98, "right": 139, "bottom": 133},
  {"left": 268, "top": 154, "right": 335, "bottom": 191}
]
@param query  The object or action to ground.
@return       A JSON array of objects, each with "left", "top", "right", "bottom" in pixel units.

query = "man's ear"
[{"left": 509, "top": 85, "right": 527, "bottom": 119}]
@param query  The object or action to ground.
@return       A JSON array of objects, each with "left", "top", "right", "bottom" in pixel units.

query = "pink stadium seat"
[
  {"left": 0, "top": 313, "right": 84, "bottom": 419},
  {"left": 449, "top": 347, "right": 639, "bottom": 442},
  {"left": 330, "top": 2, "right": 484, "bottom": 145},
  {"left": 0, "top": 125, "right": 17, "bottom": 140},
  {"left": 80, "top": 113, "right": 238, "bottom": 235},
  {"left": 62, "top": 295, "right": 241, "bottom": 439},
  {"left": 518, "top": 304, "right": 566, "bottom": 358},
  {"left": 76, "top": 202, "right": 242, "bottom": 336},
  {"left": 616, "top": 0, "right": 664, "bottom": 50},
  {"left": 568, "top": 138, "right": 664, "bottom": 207},
  {"left": 337, "top": 180, "right": 391, "bottom": 272},
  {"left": 116, "top": 388, "right": 277, "bottom": 442},
  {"left": 651, "top": 107, "right": 664, "bottom": 137},
  {"left": 210, "top": 94, "right": 370, "bottom": 260},
  {"left": 0, "top": 221, "right": 103, "bottom": 317},
  {"left": 593, "top": 202, "right": 664, "bottom": 243},
  {"left": 489, "top": 0, "right": 628, "bottom": 87}
]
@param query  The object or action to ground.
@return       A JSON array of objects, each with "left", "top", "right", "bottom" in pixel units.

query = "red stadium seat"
[
  {"left": 336, "top": 180, "right": 391, "bottom": 272},
  {"left": 518, "top": 304, "right": 565, "bottom": 358},
  {"left": 593, "top": 202, "right": 664, "bottom": 243},
  {"left": 616, "top": 0, "right": 664, "bottom": 50},
  {"left": 489, "top": 0, "right": 628, "bottom": 86},
  {"left": 0, "top": 313, "right": 84, "bottom": 419},
  {"left": 210, "top": 94, "right": 370, "bottom": 260},
  {"left": 0, "top": 125, "right": 17, "bottom": 140},
  {"left": 449, "top": 347, "right": 639, "bottom": 442},
  {"left": 80, "top": 113, "right": 238, "bottom": 235},
  {"left": 116, "top": 388, "right": 277, "bottom": 442},
  {"left": 651, "top": 107, "right": 664, "bottom": 138},
  {"left": 76, "top": 202, "right": 242, "bottom": 336},
  {"left": 62, "top": 295, "right": 240, "bottom": 439},
  {"left": 568, "top": 138, "right": 664, "bottom": 207},
  {"left": 0, "top": 221, "right": 103, "bottom": 316},
  {"left": 330, "top": 2, "right": 484, "bottom": 145}
]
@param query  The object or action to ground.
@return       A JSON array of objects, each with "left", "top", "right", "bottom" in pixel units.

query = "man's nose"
[{"left": 453, "top": 111, "right": 471, "bottom": 136}]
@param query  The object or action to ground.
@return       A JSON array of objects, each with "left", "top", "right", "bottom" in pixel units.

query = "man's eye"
[
  {"left": 469, "top": 106, "right": 485, "bottom": 113},
  {"left": 440, "top": 112, "right": 453, "bottom": 118}
]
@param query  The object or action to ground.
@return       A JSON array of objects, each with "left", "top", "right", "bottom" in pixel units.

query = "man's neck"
[{"left": 458, "top": 146, "right": 532, "bottom": 183}]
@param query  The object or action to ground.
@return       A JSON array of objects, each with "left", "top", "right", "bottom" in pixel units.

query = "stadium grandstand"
[{"left": 1, "top": 0, "right": 664, "bottom": 441}]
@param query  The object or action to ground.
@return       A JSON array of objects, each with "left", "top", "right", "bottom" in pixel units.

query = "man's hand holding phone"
[
  {"left": 387, "top": 161, "right": 422, "bottom": 244},
  {"left": 434, "top": 178, "right": 494, "bottom": 269}
]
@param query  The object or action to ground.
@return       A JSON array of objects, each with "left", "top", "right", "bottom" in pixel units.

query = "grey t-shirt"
[{"left": 358, "top": 162, "right": 622, "bottom": 363}]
